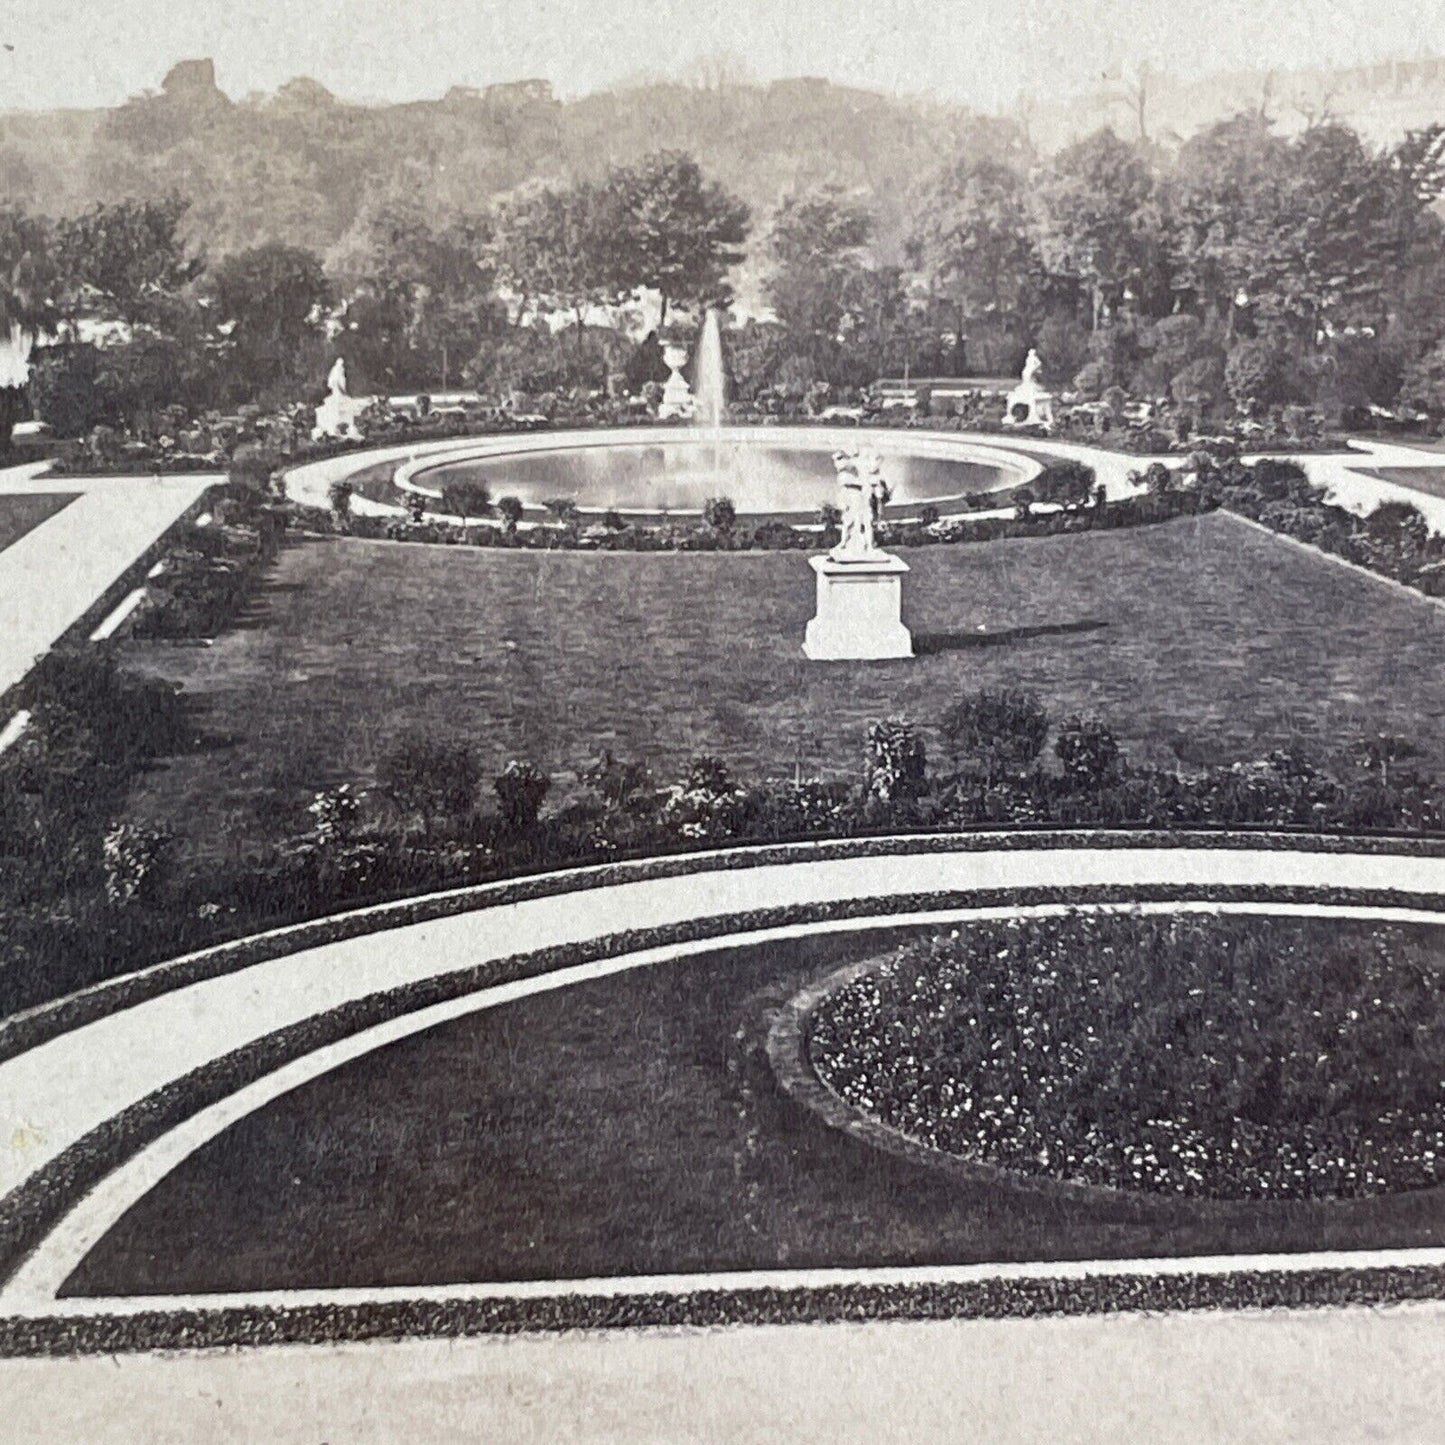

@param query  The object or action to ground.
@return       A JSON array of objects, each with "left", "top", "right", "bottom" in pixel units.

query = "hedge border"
[
  {"left": 0, "top": 481, "right": 218, "bottom": 716},
  {"left": 5, "top": 1265, "right": 1444, "bottom": 1355},
  {"left": 8, "top": 829, "right": 1445, "bottom": 1064},
  {"left": 1, "top": 879, "right": 1441, "bottom": 1315}
]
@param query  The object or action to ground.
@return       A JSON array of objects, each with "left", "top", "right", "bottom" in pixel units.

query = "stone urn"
[{"left": 659, "top": 340, "right": 695, "bottom": 420}]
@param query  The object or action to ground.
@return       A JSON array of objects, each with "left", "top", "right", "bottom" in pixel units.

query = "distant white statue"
[
  {"left": 1004, "top": 348, "right": 1055, "bottom": 430},
  {"left": 830, "top": 448, "right": 891, "bottom": 560},
  {"left": 313, "top": 355, "right": 373, "bottom": 440}
]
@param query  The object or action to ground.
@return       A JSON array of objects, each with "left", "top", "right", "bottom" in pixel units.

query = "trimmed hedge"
[{"left": 4, "top": 1264, "right": 1445, "bottom": 1354}]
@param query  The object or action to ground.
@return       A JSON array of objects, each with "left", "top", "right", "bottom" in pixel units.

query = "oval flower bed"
[{"left": 806, "top": 911, "right": 1445, "bottom": 1201}]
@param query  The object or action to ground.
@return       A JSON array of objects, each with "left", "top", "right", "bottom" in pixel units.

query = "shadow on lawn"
[{"left": 914, "top": 619, "right": 1109, "bottom": 654}]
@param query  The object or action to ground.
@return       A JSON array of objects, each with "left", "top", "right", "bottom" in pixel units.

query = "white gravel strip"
[{"left": 0, "top": 474, "right": 211, "bottom": 697}]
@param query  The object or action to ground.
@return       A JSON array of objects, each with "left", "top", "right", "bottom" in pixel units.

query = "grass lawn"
[
  {"left": 0, "top": 491, "right": 77, "bottom": 554},
  {"left": 1359, "top": 465, "right": 1445, "bottom": 500},
  {"left": 68, "top": 916, "right": 1445, "bottom": 1296},
  {"left": 119, "top": 511, "right": 1445, "bottom": 865}
]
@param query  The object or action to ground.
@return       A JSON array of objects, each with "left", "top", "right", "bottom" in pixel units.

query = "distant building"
[{"left": 160, "top": 59, "right": 229, "bottom": 108}]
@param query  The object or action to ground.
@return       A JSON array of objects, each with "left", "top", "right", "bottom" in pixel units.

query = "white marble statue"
[
  {"left": 1004, "top": 348, "right": 1055, "bottom": 429},
  {"left": 313, "top": 355, "right": 373, "bottom": 440},
  {"left": 830, "top": 448, "right": 891, "bottom": 560},
  {"left": 806, "top": 448, "right": 912, "bottom": 659}
]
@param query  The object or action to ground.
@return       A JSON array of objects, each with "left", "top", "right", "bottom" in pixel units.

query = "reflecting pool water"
[{"left": 417, "top": 440, "right": 1013, "bottom": 518}]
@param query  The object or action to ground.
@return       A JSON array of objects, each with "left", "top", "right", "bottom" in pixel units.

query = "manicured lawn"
[
  {"left": 0, "top": 491, "right": 77, "bottom": 554},
  {"left": 119, "top": 512, "right": 1445, "bottom": 864},
  {"left": 68, "top": 916, "right": 1445, "bottom": 1296},
  {"left": 1364, "top": 466, "right": 1445, "bottom": 501}
]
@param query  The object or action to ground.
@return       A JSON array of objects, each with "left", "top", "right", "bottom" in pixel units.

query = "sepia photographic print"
[{"left": 4, "top": 0, "right": 1445, "bottom": 1437}]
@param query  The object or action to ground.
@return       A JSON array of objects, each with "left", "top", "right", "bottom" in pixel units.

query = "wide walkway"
[
  {"left": 4, "top": 1301, "right": 1444, "bottom": 1443},
  {"left": 1296, "top": 436, "right": 1445, "bottom": 531},
  {"left": 0, "top": 462, "right": 213, "bottom": 699}
]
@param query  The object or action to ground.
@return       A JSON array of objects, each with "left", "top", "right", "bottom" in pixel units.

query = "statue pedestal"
[
  {"left": 1003, "top": 382, "right": 1054, "bottom": 429},
  {"left": 803, "top": 553, "right": 913, "bottom": 661},
  {"left": 312, "top": 390, "right": 373, "bottom": 440},
  {"left": 657, "top": 374, "right": 694, "bottom": 420}
]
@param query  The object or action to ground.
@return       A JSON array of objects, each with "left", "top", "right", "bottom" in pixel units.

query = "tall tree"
[
  {"left": 1173, "top": 118, "right": 1439, "bottom": 345},
  {"left": 208, "top": 242, "right": 331, "bottom": 400},
  {"left": 1169, "top": 113, "right": 1292, "bottom": 331},
  {"left": 1261, "top": 124, "right": 1402, "bottom": 339},
  {"left": 1034, "top": 129, "right": 1162, "bottom": 330},
  {"left": 343, "top": 207, "right": 503, "bottom": 390},
  {"left": 601, "top": 152, "right": 749, "bottom": 324},
  {"left": 489, "top": 181, "right": 612, "bottom": 331},
  {"left": 909, "top": 157, "right": 1036, "bottom": 363},
  {"left": 56, "top": 196, "right": 201, "bottom": 331},
  {"left": 765, "top": 187, "right": 873, "bottom": 346}
]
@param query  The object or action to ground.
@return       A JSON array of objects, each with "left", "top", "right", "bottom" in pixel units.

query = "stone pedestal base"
[
  {"left": 803, "top": 553, "right": 913, "bottom": 661},
  {"left": 657, "top": 380, "right": 695, "bottom": 420},
  {"left": 1003, "top": 385, "right": 1055, "bottom": 429},
  {"left": 312, "top": 392, "right": 374, "bottom": 441}
]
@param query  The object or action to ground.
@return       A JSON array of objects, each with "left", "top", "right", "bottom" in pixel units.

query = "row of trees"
[
  {"left": 900, "top": 114, "right": 1445, "bottom": 414},
  {"left": 0, "top": 193, "right": 335, "bottom": 437},
  {"left": 9, "top": 114, "right": 1445, "bottom": 444},
  {"left": 0, "top": 151, "right": 750, "bottom": 444}
]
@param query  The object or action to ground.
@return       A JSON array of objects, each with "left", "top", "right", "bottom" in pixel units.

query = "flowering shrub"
[
  {"left": 306, "top": 784, "right": 362, "bottom": 848},
  {"left": 101, "top": 823, "right": 172, "bottom": 907},
  {"left": 493, "top": 760, "right": 550, "bottom": 831},
  {"left": 808, "top": 911, "right": 1445, "bottom": 1200},
  {"left": 865, "top": 719, "right": 928, "bottom": 801},
  {"left": 940, "top": 688, "right": 1049, "bottom": 780},
  {"left": 660, "top": 756, "right": 747, "bottom": 840}
]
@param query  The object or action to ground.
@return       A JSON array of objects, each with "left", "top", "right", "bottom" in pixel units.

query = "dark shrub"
[
  {"left": 376, "top": 739, "right": 481, "bottom": 837},
  {"left": 940, "top": 688, "right": 1049, "bottom": 780},
  {"left": 493, "top": 760, "right": 551, "bottom": 831},
  {"left": 703, "top": 496, "right": 738, "bottom": 531},
  {"left": 1055, "top": 716, "right": 1121, "bottom": 788},
  {"left": 865, "top": 719, "right": 928, "bottom": 801}
]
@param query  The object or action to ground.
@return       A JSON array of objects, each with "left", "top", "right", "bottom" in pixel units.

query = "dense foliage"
[
  {"left": 808, "top": 911, "right": 1445, "bottom": 1200},
  {"left": 6, "top": 105, "right": 1445, "bottom": 457}
]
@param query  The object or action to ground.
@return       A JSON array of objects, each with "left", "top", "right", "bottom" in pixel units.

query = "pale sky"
[{"left": 0, "top": 0, "right": 1436, "bottom": 113}]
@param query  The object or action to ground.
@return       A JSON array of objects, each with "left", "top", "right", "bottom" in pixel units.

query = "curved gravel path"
[
  {"left": 282, "top": 425, "right": 1150, "bottom": 521},
  {"left": 1, "top": 836, "right": 1444, "bottom": 1311}
]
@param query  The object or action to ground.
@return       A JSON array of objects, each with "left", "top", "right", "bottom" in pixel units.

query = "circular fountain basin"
[{"left": 392, "top": 426, "right": 1040, "bottom": 521}]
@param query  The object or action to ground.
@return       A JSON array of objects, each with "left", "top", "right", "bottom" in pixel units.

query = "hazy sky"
[{"left": 0, "top": 0, "right": 1437, "bottom": 112}]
